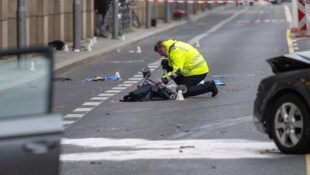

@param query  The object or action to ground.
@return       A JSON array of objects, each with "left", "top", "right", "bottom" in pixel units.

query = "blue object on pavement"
[
  {"left": 213, "top": 79, "right": 225, "bottom": 86},
  {"left": 85, "top": 76, "right": 120, "bottom": 82}
]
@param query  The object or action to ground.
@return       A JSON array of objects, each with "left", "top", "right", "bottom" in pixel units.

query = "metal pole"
[
  {"left": 146, "top": 1, "right": 151, "bottom": 28},
  {"left": 193, "top": 3, "right": 197, "bottom": 15},
  {"left": 73, "top": 0, "right": 81, "bottom": 52},
  {"left": 113, "top": 0, "right": 119, "bottom": 39},
  {"left": 17, "top": 0, "right": 26, "bottom": 65},
  {"left": 165, "top": 2, "right": 171, "bottom": 23},
  {"left": 185, "top": 3, "right": 190, "bottom": 20}
]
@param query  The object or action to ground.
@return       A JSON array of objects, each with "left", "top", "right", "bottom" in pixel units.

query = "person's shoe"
[{"left": 210, "top": 80, "right": 218, "bottom": 97}]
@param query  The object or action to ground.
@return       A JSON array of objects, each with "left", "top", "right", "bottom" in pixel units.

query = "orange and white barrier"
[
  {"left": 144, "top": 0, "right": 268, "bottom": 4},
  {"left": 297, "top": 0, "right": 307, "bottom": 31}
]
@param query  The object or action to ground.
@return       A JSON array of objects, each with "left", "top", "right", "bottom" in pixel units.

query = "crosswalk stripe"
[
  {"left": 98, "top": 93, "right": 114, "bottom": 97},
  {"left": 91, "top": 97, "right": 109, "bottom": 100},
  {"left": 82, "top": 102, "right": 102, "bottom": 106},
  {"left": 64, "top": 114, "right": 84, "bottom": 118},
  {"left": 113, "top": 87, "right": 127, "bottom": 90},
  {"left": 129, "top": 77, "right": 143, "bottom": 81},
  {"left": 123, "top": 81, "right": 138, "bottom": 84},
  {"left": 106, "top": 90, "right": 121, "bottom": 93},
  {"left": 63, "top": 120, "right": 75, "bottom": 125},
  {"left": 119, "top": 84, "right": 134, "bottom": 87},
  {"left": 73, "top": 108, "right": 92, "bottom": 112},
  {"left": 133, "top": 74, "right": 143, "bottom": 77}
]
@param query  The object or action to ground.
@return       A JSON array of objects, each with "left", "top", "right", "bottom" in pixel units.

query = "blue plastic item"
[
  {"left": 85, "top": 76, "right": 120, "bottom": 82},
  {"left": 213, "top": 79, "right": 225, "bottom": 86}
]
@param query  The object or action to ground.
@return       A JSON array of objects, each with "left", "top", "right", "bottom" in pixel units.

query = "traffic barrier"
[
  {"left": 136, "top": 46, "right": 142, "bottom": 53},
  {"left": 297, "top": 0, "right": 307, "bottom": 31},
  {"left": 64, "top": 44, "right": 69, "bottom": 52},
  {"left": 144, "top": 0, "right": 269, "bottom": 4},
  {"left": 291, "top": 0, "right": 310, "bottom": 37},
  {"left": 176, "top": 90, "right": 185, "bottom": 101},
  {"left": 115, "top": 71, "right": 121, "bottom": 80}
]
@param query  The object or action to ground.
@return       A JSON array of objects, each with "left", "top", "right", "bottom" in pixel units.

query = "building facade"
[{"left": 0, "top": 0, "right": 94, "bottom": 50}]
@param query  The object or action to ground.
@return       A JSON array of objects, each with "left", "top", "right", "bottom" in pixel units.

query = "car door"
[{"left": 0, "top": 48, "right": 62, "bottom": 175}]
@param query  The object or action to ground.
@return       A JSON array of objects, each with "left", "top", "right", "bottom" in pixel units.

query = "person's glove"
[
  {"left": 161, "top": 76, "right": 169, "bottom": 84},
  {"left": 161, "top": 59, "right": 173, "bottom": 72}
]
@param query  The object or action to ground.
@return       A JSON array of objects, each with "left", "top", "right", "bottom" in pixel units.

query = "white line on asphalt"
[
  {"left": 60, "top": 138, "right": 284, "bottom": 162},
  {"left": 82, "top": 102, "right": 102, "bottom": 106},
  {"left": 123, "top": 81, "right": 139, "bottom": 84},
  {"left": 188, "top": 8, "right": 247, "bottom": 45},
  {"left": 64, "top": 114, "right": 85, "bottom": 118},
  {"left": 91, "top": 97, "right": 109, "bottom": 100},
  {"left": 119, "top": 84, "right": 134, "bottom": 87},
  {"left": 98, "top": 93, "right": 115, "bottom": 97},
  {"left": 106, "top": 90, "right": 121, "bottom": 93},
  {"left": 284, "top": 5, "right": 292, "bottom": 25},
  {"left": 112, "top": 87, "right": 127, "bottom": 90},
  {"left": 133, "top": 74, "right": 143, "bottom": 77},
  {"left": 63, "top": 120, "right": 75, "bottom": 125},
  {"left": 129, "top": 77, "right": 143, "bottom": 81},
  {"left": 73, "top": 108, "right": 93, "bottom": 112}
]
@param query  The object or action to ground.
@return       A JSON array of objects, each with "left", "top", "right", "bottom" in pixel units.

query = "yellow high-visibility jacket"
[{"left": 161, "top": 39, "right": 209, "bottom": 83}]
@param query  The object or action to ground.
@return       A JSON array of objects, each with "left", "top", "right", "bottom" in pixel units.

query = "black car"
[{"left": 254, "top": 51, "right": 310, "bottom": 154}]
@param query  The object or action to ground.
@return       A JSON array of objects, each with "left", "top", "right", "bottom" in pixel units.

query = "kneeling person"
[{"left": 154, "top": 39, "right": 218, "bottom": 98}]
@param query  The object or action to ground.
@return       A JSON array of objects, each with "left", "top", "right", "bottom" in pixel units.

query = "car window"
[{"left": 0, "top": 49, "right": 52, "bottom": 118}]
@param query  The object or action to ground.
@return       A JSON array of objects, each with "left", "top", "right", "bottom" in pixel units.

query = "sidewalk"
[{"left": 53, "top": 6, "right": 226, "bottom": 75}]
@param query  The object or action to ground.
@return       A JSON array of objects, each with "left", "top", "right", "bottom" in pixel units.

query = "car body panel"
[
  {"left": 267, "top": 51, "right": 310, "bottom": 74},
  {"left": 0, "top": 113, "right": 62, "bottom": 175},
  {"left": 254, "top": 70, "right": 310, "bottom": 135},
  {"left": 254, "top": 51, "right": 310, "bottom": 136},
  {"left": 0, "top": 48, "right": 62, "bottom": 175}
]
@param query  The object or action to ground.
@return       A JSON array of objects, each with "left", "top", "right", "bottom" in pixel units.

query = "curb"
[{"left": 53, "top": 5, "right": 229, "bottom": 76}]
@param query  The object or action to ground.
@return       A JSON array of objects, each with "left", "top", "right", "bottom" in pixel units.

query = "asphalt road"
[{"left": 55, "top": 3, "right": 307, "bottom": 175}]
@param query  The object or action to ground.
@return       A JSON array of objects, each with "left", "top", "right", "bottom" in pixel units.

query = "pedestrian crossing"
[
  {"left": 62, "top": 59, "right": 162, "bottom": 128},
  {"left": 61, "top": 138, "right": 284, "bottom": 162}
]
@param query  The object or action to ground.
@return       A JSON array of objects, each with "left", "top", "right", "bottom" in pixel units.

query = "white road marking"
[
  {"left": 91, "top": 97, "right": 109, "bottom": 100},
  {"left": 133, "top": 74, "right": 143, "bottom": 77},
  {"left": 189, "top": 8, "right": 247, "bottom": 45},
  {"left": 119, "top": 84, "right": 134, "bottom": 87},
  {"left": 63, "top": 120, "right": 75, "bottom": 125},
  {"left": 98, "top": 93, "right": 114, "bottom": 97},
  {"left": 106, "top": 90, "right": 121, "bottom": 93},
  {"left": 73, "top": 108, "right": 92, "bottom": 112},
  {"left": 60, "top": 138, "right": 284, "bottom": 162},
  {"left": 284, "top": 5, "right": 292, "bottom": 24},
  {"left": 82, "top": 102, "right": 102, "bottom": 106},
  {"left": 123, "top": 81, "right": 138, "bottom": 84},
  {"left": 64, "top": 114, "right": 84, "bottom": 118},
  {"left": 112, "top": 87, "right": 127, "bottom": 90},
  {"left": 129, "top": 77, "right": 143, "bottom": 81}
]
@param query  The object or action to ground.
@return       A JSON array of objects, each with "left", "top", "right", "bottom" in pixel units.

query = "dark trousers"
[{"left": 173, "top": 73, "right": 212, "bottom": 97}]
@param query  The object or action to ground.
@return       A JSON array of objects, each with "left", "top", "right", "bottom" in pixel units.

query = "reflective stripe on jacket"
[{"left": 161, "top": 39, "right": 209, "bottom": 83}]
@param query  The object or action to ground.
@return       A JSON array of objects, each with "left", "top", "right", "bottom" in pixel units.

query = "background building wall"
[{"left": 0, "top": 0, "right": 95, "bottom": 50}]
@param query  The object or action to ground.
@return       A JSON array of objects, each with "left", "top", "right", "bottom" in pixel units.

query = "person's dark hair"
[{"left": 154, "top": 40, "right": 163, "bottom": 52}]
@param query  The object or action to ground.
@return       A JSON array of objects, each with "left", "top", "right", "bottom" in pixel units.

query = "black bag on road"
[{"left": 120, "top": 84, "right": 171, "bottom": 102}]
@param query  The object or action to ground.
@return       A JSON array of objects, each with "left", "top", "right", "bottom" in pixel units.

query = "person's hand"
[{"left": 156, "top": 79, "right": 163, "bottom": 85}]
